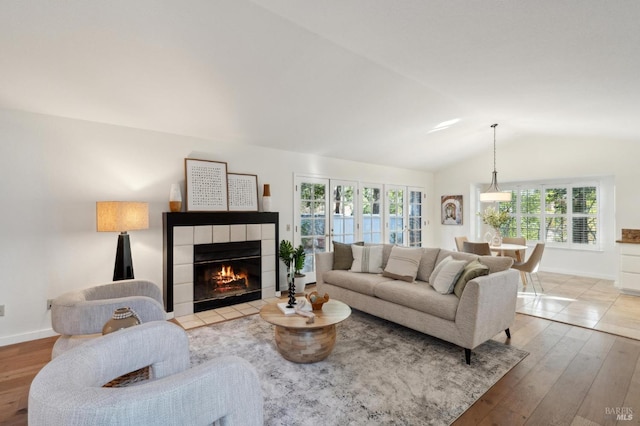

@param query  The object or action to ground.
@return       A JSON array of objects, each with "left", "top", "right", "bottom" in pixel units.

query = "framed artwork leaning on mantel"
[
  {"left": 227, "top": 173, "right": 258, "bottom": 212},
  {"left": 185, "top": 158, "right": 229, "bottom": 211}
]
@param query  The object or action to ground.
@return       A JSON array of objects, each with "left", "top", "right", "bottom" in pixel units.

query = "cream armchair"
[
  {"left": 51, "top": 279, "right": 166, "bottom": 357},
  {"left": 29, "top": 321, "right": 263, "bottom": 425}
]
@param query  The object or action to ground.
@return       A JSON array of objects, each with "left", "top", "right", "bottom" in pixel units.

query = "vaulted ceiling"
[{"left": 1, "top": 1, "right": 638, "bottom": 170}]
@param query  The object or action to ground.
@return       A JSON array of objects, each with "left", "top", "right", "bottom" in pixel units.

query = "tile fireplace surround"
[{"left": 163, "top": 212, "right": 279, "bottom": 317}]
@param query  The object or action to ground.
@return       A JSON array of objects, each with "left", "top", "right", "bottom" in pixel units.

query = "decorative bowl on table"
[{"left": 306, "top": 291, "right": 330, "bottom": 311}]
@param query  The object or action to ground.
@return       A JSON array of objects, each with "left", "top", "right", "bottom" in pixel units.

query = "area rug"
[{"left": 188, "top": 310, "right": 528, "bottom": 425}]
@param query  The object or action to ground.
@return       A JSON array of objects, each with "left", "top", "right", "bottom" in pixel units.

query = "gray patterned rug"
[{"left": 188, "top": 310, "right": 527, "bottom": 426}]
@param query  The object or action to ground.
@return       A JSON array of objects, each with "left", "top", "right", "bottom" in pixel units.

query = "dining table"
[
  {"left": 489, "top": 243, "right": 528, "bottom": 284},
  {"left": 489, "top": 243, "right": 528, "bottom": 262}
]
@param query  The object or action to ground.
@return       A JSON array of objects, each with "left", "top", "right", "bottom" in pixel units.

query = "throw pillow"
[
  {"left": 350, "top": 244, "right": 383, "bottom": 273},
  {"left": 382, "top": 246, "right": 423, "bottom": 282},
  {"left": 431, "top": 259, "right": 468, "bottom": 294},
  {"left": 429, "top": 255, "right": 452, "bottom": 284},
  {"left": 332, "top": 241, "right": 364, "bottom": 270},
  {"left": 453, "top": 260, "right": 490, "bottom": 298}
]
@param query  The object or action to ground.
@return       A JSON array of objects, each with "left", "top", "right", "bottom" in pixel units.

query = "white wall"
[
  {"left": 434, "top": 134, "right": 640, "bottom": 280},
  {"left": 0, "top": 108, "right": 433, "bottom": 345}
]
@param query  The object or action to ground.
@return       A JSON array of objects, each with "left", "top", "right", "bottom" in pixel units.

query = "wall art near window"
[
  {"left": 185, "top": 158, "right": 228, "bottom": 211},
  {"left": 227, "top": 173, "right": 258, "bottom": 211},
  {"left": 441, "top": 195, "right": 463, "bottom": 225}
]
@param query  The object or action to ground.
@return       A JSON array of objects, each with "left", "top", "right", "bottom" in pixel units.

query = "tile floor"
[
  {"left": 517, "top": 271, "right": 640, "bottom": 340},
  {"left": 174, "top": 297, "right": 282, "bottom": 330},
  {"left": 175, "top": 273, "right": 640, "bottom": 342}
]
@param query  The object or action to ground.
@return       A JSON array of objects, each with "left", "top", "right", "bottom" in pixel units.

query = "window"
[{"left": 495, "top": 181, "right": 599, "bottom": 249}]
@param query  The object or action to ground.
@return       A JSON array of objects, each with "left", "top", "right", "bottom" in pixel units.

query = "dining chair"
[
  {"left": 500, "top": 237, "right": 526, "bottom": 261},
  {"left": 462, "top": 241, "right": 492, "bottom": 255},
  {"left": 501, "top": 236, "right": 527, "bottom": 283},
  {"left": 454, "top": 236, "right": 468, "bottom": 252},
  {"left": 512, "top": 242, "right": 545, "bottom": 294}
]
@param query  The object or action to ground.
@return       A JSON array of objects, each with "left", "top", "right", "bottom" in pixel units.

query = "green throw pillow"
[
  {"left": 333, "top": 241, "right": 363, "bottom": 270},
  {"left": 453, "top": 259, "right": 490, "bottom": 298}
]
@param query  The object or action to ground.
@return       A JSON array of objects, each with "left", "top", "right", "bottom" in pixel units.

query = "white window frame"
[{"left": 478, "top": 179, "right": 601, "bottom": 251}]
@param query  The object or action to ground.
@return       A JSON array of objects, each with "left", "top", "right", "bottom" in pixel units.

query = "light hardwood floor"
[{"left": 2, "top": 274, "right": 639, "bottom": 425}]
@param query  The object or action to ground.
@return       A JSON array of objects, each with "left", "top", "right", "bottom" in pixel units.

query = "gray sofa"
[{"left": 315, "top": 244, "right": 519, "bottom": 364}]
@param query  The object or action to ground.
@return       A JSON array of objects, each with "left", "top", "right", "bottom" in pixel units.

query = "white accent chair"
[
  {"left": 50, "top": 279, "right": 166, "bottom": 357},
  {"left": 29, "top": 321, "right": 264, "bottom": 426}
]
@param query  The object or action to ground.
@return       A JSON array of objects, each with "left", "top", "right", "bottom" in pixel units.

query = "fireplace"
[
  {"left": 193, "top": 241, "right": 262, "bottom": 312},
  {"left": 163, "top": 212, "right": 279, "bottom": 317}
]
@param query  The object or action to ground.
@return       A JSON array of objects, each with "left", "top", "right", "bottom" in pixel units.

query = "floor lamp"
[{"left": 96, "top": 201, "right": 149, "bottom": 281}]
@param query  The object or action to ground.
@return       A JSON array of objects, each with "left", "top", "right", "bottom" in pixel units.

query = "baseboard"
[
  {"left": 0, "top": 327, "right": 58, "bottom": 347},
  {"left": 539, "top": 267, "right": 616, "bottom": 281}
]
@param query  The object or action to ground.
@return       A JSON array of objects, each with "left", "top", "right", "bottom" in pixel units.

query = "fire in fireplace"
[{"left": 193, "top": 241, "right": 262, "bottom": 312}]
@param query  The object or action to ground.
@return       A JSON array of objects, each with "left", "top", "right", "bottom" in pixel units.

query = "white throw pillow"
[
  {"left": 429, "top": 255, "right": 452, "bottom": 284},
  {"left": 382, "top": 246, "right": 423, "bottom": 282},
  {"left": 351, "top": 244, "right": 383, "bottom": 273},
  {"left": 431, "top": 259, "right": 468, "bottom": 294}
]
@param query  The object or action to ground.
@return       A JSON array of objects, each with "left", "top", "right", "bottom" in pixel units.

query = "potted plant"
[
  {"left": 477, "top": 206, "right": 511, "bottom": 245},
  {"left": 279, "top": 240, "right": 307, "bottom": 294}
]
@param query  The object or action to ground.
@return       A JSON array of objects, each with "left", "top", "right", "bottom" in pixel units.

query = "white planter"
[{"left": 294, "top": 275, "right": 306, "bottom": 294}]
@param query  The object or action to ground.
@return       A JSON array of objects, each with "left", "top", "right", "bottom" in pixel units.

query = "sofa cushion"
[
  {"left": 351, "top": 245, "right": 384, "bottom": 273},
  {"left": 373, "top": 280, "right": 459, "bottom": 321},
  {"left": 322, "top": 270, "right": 391, "bottom": 296},
  {"left": 478, "top": 255, "right": 514, "bottom": 273},
  {"left": 382, "top": 246, "right": 423, "bottom": 282},
  {"left": 332, "top": 241, "right": 364, "bottom": 270},
  {"left": 453, "top": 259, "right": 490, "bottom": 298},
  {"left": 431, "top": 258, "right": 468, "bottom": 294},
  {"left": 416, "top": 248, "right": 440, "bottom": 282}
]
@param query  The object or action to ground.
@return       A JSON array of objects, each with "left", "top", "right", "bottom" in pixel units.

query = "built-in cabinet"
[{"left": 617, "top": 241, "right": 640, "bottom": 295}]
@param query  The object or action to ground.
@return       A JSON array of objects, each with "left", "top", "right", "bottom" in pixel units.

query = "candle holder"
[{"left": 286, "top": 263, "right": 297, "bottom": 308}]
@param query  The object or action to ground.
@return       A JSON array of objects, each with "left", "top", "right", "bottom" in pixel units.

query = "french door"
[
  {"left": 295, "top": 177, "right": 329, "bottom": 283},
  {"left": 385, "top": 185, "right": 406, "bottom": 245},
  {"left": 295, "top": 176, "right": 424, "bottom": 281},
  {"left": 361, "top": 183, "right": 383, "bottom": 243},
  {"left": 408, "top": 188, "right": 425, "bottom": 247},
  {"left": 384, "top": 185, "right": 425, "bottom": 246},
  {"left": 294, "top": 177, "right": 358, "bottom": 282}
]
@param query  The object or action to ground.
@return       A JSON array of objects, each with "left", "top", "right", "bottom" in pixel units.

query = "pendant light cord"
[{"left": 491, "top": 123, "right": 498, "bottom": 173}]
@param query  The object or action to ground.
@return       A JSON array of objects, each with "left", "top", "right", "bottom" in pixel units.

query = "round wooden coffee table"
[{"left": 260, "top": 299, "right": 351, "bottom": 363}]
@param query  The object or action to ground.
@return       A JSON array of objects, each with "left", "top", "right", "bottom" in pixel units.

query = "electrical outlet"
[
  {"left": 47, "top": 299, "right": 53, "bottom": 310},
  {"left": 0, "top": 305, "right": 4, "bottom": 316}
]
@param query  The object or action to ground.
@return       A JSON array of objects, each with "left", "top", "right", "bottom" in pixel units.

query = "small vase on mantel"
[
  {"left": 169, "top": 183, "right": 182, "bottom": 212},
  {"left": 262, "top": 184, "right": 272, "bottom": 212}
]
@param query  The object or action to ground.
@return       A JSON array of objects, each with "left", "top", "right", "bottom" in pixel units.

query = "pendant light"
[{"left": 479, "top": 123, "right": 512, "bottom": 202}]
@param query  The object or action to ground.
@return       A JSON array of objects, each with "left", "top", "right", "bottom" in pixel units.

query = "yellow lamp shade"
[{"left": 96, "top": 202, "right": 149, "bottom": 232}]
